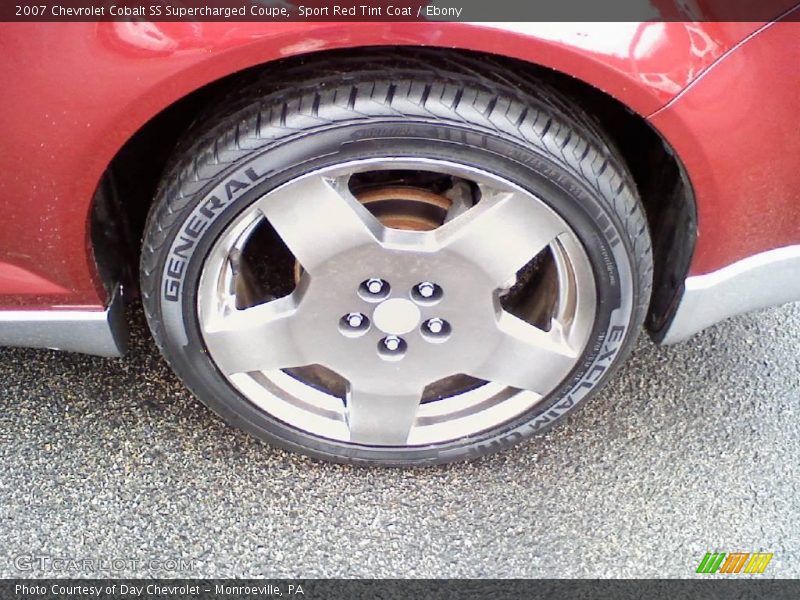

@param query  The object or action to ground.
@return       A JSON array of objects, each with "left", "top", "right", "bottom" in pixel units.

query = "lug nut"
[
  {"left": 359, "top": 278, "right": 391, "bottom": 302},
  {"left": 383, "top": 336, "right": 402, "bottom": 351},
  {"left": 426, "top": 318, "right": 445, "bottom": 334},
  {"left": 346, "top": 313, "right": 364, "bottom": 328},
  {"left": 412, "top": 281, "right": 442, "bottom": 304},
  {"left": 339, "top": 312, "right": 369, "bottom": 337},
  {"left": 421, "top": 318, "right": 451, "bottom": 343},
  {"left": 366, "top": 278, "right": 384, "bottom": 294},
  {"left": 378, "top": 335, "right": 407, "bottom": 361},
  {"left": 417, "top": 282, "right": 436, "bottom": 298}
]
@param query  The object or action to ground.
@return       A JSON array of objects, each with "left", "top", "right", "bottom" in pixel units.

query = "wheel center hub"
[{"left": 372, "top": 298, "right": 421, "bottom": 334}]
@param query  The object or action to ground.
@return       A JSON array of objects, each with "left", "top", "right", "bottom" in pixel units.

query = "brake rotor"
[
  {"left": 292, "top": 186, "right": 450, "bottom": 283},
  {"left": 357, "top": 186, "right": 452, "bottom": 230}
]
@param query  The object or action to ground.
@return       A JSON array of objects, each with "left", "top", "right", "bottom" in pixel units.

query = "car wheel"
[{"left": 140, "top": 53, "right": 652, "bottom": 466}]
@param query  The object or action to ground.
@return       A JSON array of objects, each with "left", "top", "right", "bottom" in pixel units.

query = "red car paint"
[
  {"left": 0, "top": 18, "right": 797, "bottom": 310},
  {"left": 649, "top": 20, "right": 800, "bottom": 274}
]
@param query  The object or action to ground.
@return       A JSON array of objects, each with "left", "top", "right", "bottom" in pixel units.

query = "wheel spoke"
[
  {"left": 202, "top": 295, "right": 305, "bottom": 375},
  {"left": 468, "top": 312, "right": 578, "bottom": 394},
  {"left": 255, "top": 174, "right": 383, "bottom": 274},
  {"left": 345, "top": 384, "right": 425, "bottom": 445},
  {"left": 437, "top": 188, "right": 565, "bottom": 288}
]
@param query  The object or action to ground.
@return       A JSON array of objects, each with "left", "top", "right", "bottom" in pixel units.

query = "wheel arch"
[{"left": 91, "top": 44, "right": 696, "bottom": 343}]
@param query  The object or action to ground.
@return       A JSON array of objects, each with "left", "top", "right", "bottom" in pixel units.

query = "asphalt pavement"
[{"left": 0, "top": 301, "right": 798, "bottom": 578}]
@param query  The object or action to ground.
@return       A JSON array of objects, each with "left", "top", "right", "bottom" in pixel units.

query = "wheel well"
[{"left": 91, "top": 46, "right": 695, "bottom": 339}]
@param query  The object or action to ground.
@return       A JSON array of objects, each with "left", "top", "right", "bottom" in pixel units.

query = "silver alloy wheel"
[{"left": 197, "top": 159, "right": 596, "bottom": 447}]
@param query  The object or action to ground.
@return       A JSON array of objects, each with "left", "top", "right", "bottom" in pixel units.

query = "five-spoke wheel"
[{"left": 197, "top": 161, "right": 595, "bottom": 446}]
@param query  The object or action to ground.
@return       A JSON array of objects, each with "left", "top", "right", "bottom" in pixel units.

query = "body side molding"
[
  {"left": 0, "top": 287, "right": 128, "bottom": 357},
  {"left": 661, "top": 245, "right": 800, "bottom": 344}
]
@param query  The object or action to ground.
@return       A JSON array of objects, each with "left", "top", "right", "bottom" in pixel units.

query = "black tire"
[{"left": 141, "top": 50, "right": 652, "bottom": 466}]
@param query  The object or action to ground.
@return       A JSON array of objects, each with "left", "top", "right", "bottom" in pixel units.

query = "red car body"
[{"left": 1, "top": 14, "right": 799, "bottom": 353}]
